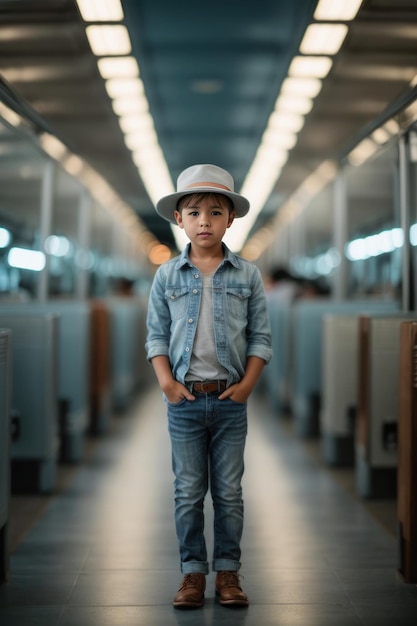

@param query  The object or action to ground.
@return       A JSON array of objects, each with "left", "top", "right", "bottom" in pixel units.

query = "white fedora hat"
[{"left": 155, "top": 163, "right": 250, "bottom": 224}]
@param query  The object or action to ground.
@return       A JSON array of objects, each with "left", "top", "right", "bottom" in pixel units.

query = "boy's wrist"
[
  {"left": 236, "top": 379, "right": 253, "bottom": 397},
  {"left": 160, "top": 377, "right": 176, "bottom": 392}
]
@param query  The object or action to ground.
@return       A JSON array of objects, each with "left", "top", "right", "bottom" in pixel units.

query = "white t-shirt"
[{"left": 185, "top": 272, "right": 228, "bottom": 382}]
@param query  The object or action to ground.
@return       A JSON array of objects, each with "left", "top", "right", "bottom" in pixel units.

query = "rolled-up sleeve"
[
  {"left": 145, "top": 267, "right": 171, "bottom": 361},
  {"left": 246, "top": 266, "right": 273, "bottom": 364}
]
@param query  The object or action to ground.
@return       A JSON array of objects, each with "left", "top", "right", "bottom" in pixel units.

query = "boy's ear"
[
  {"left": 174, "top": 210, "right": 184, "bottom": 228},
  {"left": 227, "top": 211, "right": 236, "bottom": 228}
]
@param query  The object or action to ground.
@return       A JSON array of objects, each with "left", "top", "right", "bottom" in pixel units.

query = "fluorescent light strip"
[
  {"left": 82, "top": 17, "right": 176, "bottom": 240},
  {"left": 281, "top": 77, "right": 323, "bottom": 99},
  {"left": 118, "top": 111, "right": 154, "bottom": 134},
  {"left": 8, "top": 247, "right": 46, "bottom": 271},
  {"left": 0, "top": 102, "right": 22, "bottom": 127},
  {"left": 275, "top": 94, "right": 313, "bottom": 115},
  {"left": 39, "top": 134, "right": 68, "bottom": 160},
  {"left": 262, "top": 127, "right": 297, "bottom": 150},
  {"left": 124, "top": 129, "right": 156, "bottom": 151},
  {"left": 76, "top": 0, "right": 124, "bottom": 22},
  {"left": 345, "top": 227, "right": 405, "bottom": 261},
  {"left": 347, "top": 138, "right": 379, "bottom": 166},
  {"left": 289, "top": 56, "right": 333, "bottom": 78},
  {"left": 314, "top": 0, "right": 364, "bottom": 21},
  {"left": 84, "top": 25, "right": 175, "bottom": 253},
  {"left": 112, "top": 96, "right": 148, "bottom": 116},
  {"left": 300, "top": 23, "right": 348, "bottom": 55},
  {"left": 239, "top": 6, "right": 359, "bottom": 256},
  {"left": 86, "top": 25, "right": 131, "bottom": 56},
  {"left": 0, "top": 227, "right": 11, "bottom": 248},
  {"left": 97, "top": 57, "right": 139, "bottom": 79},
  {"left": 268, "top": 110, "right": 305, "bottom": 133}
]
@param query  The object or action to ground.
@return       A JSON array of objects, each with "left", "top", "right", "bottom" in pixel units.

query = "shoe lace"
[
  {"left": 219, "top": 571, "right": 243, "bottom": 589},
  {"left": 180, "top": 573, "right": 203, "bottom": 590}
]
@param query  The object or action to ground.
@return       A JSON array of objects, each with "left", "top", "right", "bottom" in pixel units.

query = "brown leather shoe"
[
  {"left": 215, "top": 571, "right": 249, "bottom": 606},
  {"left": 173, "top": 573, "right": 206, "bottom": 608}
]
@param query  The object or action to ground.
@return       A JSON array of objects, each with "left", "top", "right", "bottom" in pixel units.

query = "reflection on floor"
[{"left": 1, "top": 385, "right": 416, "bottom": 626}]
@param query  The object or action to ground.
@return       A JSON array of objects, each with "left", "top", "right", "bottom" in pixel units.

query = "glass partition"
[
  {"left": 287, "top": 183, "right": 335, "bottom": 290},
  {"left": 47, "top": 166, "right": 83, "bottom": 297},
  {"left": 0, "top": 118, "right": 46, "bottom": 298},
  {"left": 89, "top": 200, "right": 114, "bottom": 297},
  {"left": 0, "top": 115, "right": 150, "bottom": 300},
  {"left": 285, "top": 140, "right": 401, "bottom": 299},
  {"left": 407, "top": 129, "right": 417, "bottom": 310},
  {"left": 344, "top": 142, "right": 400, "bottom": 298}
]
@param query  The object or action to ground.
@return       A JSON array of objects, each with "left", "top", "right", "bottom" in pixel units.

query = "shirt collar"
[{"left": 174, "top": 242, "right": 241, "bottom": 270}]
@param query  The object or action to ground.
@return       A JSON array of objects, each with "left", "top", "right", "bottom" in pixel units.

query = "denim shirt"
[{"left": 145, "top": 243, "right": 272, "bottom": 387}]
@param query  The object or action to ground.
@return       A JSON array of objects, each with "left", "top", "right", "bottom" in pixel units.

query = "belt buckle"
[{"left": 194, "top": 380, "right": 224, "bottom": 394}]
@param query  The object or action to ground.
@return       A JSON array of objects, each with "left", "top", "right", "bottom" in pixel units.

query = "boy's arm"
[
  {"left": 151, "top": 355, "right": 195, "bottom": 403},
  {"left": 219, "top": 266, "right": 272, "bottom": 403}
]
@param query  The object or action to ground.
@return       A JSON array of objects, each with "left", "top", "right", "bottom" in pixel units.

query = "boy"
[{"left": 145, "top": 164, "right": 272, "bottom": 608}]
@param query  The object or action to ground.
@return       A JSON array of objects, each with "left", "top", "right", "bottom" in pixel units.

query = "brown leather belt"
[{"left": 192, "top": 380, "right": 227, "bottom": 394}]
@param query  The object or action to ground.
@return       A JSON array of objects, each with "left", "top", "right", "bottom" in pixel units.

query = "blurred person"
[
  {"left": 296, "top": 277, "right": 331, "bottom": 299},
  {"left": 265, "top": 265, "right": 301, "bottom": 302}
]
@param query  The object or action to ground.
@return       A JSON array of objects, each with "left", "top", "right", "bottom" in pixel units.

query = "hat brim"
[{"left": 155, "top": 187, "right": 250, "bottom": 224}]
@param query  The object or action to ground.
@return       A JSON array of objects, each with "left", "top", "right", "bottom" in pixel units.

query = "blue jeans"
[{"left": 167, "top": 392, "right": 247, "bottom": 575}]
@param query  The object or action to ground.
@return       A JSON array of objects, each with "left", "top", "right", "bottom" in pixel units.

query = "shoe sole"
[
  {"left": 216, "top": 593, "right": 249, "bottom": 607},
  {"left": 173, "top": 597, "right": 205, "bottom": 609}
]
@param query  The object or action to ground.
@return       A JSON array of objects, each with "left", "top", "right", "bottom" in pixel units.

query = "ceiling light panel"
[
  {"left": 76, "top": 0, "right": 124, "bottom": 22},
  {"left": 275, "top": 95, "right": 314, "bottom": 115},
  {"left": 300, "top": 23, "right": 348, "bottom": 55},
  {"left": 118, "top": 112, "right": 154, "bottom": 134},
  {"left": 112, "top": 96, "right": 149, "bottom": 116},
  {"left": 314, "top": 0, "right": 363, "bottom": 21},
  {"left": 86, "top": 25, "right": 131, "bottom": 56},
  {"left": 268, "top": 111, "right": 305, "bottom": 133},
  {"left": 124, "top": 129, "right": 157, "bottom": 151},
  {"left": 105, "top": 78, "right": 144, "bottom": 98},
  {"left": 263, "top": 127, "right": 298, "bottom": 150},
  {"left": 281, "top": 77, "right": 322, "bottom": 98},
  {"left": 289, "top": 56, "right": 333, "bottom": 78},
  {"left": 97, "top": 57, "right": 139, "bottom": 79}
]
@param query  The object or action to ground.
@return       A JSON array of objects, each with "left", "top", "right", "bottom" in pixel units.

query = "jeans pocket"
[
  {"left": 164, "top": 395, "right": 188, "bottom": 407},
  {"left": 224, "top": 396, "right": 247, "bottom": 406}
]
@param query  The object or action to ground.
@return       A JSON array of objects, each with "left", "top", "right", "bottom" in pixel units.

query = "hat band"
[{"left": 182, "top": 181, "right": 232, "bottom": 192}]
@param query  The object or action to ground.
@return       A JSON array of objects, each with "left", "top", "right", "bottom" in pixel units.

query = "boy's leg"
[
  {"left": 167, "top": 395, "right": 210, "bottom": 575},
  {"left": 210, "top": 396, "right": 249, "bottom": 605},
  {"left": 210, "top": 396, "right": 247, "bottom": 570}
]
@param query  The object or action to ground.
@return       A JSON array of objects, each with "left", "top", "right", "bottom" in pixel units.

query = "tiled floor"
[{"left": 1, "top": 385, "right": 417, "bottom": 625}]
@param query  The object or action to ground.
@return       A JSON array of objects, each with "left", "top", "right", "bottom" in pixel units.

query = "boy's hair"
[{"left": 177, "top": 192, "right": 234, "bottom": 213}]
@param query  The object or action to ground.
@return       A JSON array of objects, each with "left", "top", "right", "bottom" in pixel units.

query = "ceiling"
[{"left": 1, "top": 0, "right": 417, "bottom": 258}]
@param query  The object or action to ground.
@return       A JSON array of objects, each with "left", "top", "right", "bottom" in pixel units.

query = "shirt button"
[
  {"left": 192, "top": 289, "right": 198, "bottom": 294},
  {"left": 185, "top": 347, "right": 190, "bottom": 352},
  {"left": 188, "top": 318, "right": 193, "bottom": 323},
  {"left": 194, "top": 274, "right": 199, "bottom": 278}
]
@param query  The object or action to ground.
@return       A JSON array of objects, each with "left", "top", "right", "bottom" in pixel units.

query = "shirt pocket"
[
  {"left": 165, "top": 286, "right": 190, "bottom": 320},
  {"left": 226, "top": 286, "right": 251, "bottom": 319}
]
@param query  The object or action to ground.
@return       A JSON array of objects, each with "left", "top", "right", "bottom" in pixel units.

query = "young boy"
[{"left": 145, "top": 163, "right": 272, "bottom": 608}]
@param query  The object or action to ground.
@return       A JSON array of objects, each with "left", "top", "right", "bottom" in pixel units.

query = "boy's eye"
[{"left": 186, "top": 209, "right": 224, "bottom": 217}]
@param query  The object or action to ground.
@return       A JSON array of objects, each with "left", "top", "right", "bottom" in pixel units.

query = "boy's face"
[{"left": 174, "top": 194, "right": 236, "bottom": 249}]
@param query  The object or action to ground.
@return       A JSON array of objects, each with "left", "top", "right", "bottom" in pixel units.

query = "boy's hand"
[
  {"left": 218, "top": 356, "right": 265, "bottom": 403},
  {"left": 218, "top": 382, "right": 250, "bottom": 403},
  {"left": 163, "top": 380, "right": 195, "bottom": 403}
]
